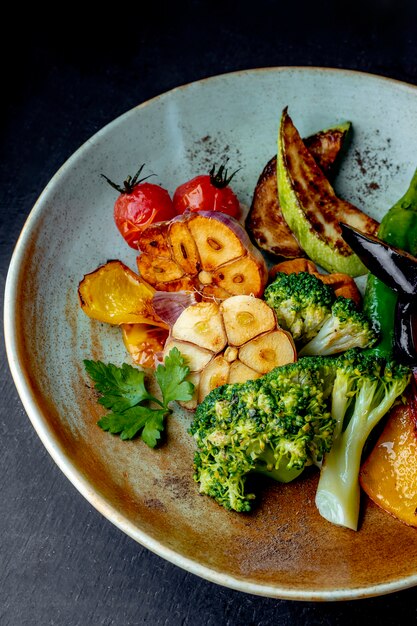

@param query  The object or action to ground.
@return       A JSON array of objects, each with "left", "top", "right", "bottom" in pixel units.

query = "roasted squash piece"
[
  {"left": 78, "top": 260, "right": 167, "bottom": 327},
  {"left": 269, "top": 258, "right": 318, "bottom": 280},
  {"left": 269, "top": 257, "right": 361, "bottom": 305},
  {"left": 314, "top": 272, "right": 361, "bottom": 305},
  {"left": 360, "top": 403, "right": 417, "bottom": 527},
  {"left": 246, "top": 122, "right": 351, "bottom": 259}
]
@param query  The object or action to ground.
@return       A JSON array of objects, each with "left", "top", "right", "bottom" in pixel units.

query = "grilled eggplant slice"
[
  {"left": 278, "top": 109, "right": 379, "bottom": 276},
  {"left": 246, "top": 121, "right": 351, "bottom": 258}
]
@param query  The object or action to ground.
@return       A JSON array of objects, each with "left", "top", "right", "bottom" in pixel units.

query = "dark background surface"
[{"left": 2, "top": 1, "right": 417, "bottom": 624}]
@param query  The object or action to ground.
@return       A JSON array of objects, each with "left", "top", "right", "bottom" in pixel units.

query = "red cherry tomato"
[
  {"left": 173, "top": 163, "right": 240, "bottom": 218},
  {"left": 102, "top": 165, "right": 176, "bottom": 249}
]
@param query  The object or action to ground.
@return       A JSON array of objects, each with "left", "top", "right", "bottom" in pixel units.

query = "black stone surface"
[{"left": 2, "top": 2, "right": 417, "bottom": 624}]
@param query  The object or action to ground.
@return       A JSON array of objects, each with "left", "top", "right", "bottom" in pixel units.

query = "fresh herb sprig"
[{"left": 84, "top": 348, "right": 194, "bottom": 447}]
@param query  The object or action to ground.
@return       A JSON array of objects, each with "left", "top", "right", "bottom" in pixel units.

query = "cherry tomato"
[
  {"left": 173, "top": 163, "right": 240, "bottom": 218},
  {"left": 102, "top": 164, "right": 176, "bottom": 249}
]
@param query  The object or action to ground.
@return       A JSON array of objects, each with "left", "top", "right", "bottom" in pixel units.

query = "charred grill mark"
[{"left": 247, "top": 120, "right": 357, "bottom": 261}]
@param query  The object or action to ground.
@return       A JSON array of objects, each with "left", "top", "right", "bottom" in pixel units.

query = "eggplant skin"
[
  {"left": 246, "top": 123, "right": 351, "bottom": 259},
  {"left": 303, "top": 129, "right": 348, "bottom": 178}
]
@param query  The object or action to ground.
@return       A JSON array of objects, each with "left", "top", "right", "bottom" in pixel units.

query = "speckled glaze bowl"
[{"left": 5, "top": 68, "right": 417, "bottom": 601}]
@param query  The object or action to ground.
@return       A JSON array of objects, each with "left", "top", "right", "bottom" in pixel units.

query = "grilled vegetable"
[
  {"left": 395, "top": 299, "right": 417, "bottom": 366},
  {"left": 269, "top": 258, "right": 361, "bottom": 305},
  {"left": 246, "top": 122, "right": 351, "bottom": 258},
  {"left": 315, "top": 350, "right": 410, "bottom": 531},
  {"left": 360, "top": 402, "right": 417, "bottom": 528},
  {"left": 299, "top": 296, "right": 377, "bottom": 357},
  {"left": 360, "top": 167, "right": 417, "bottom": 359},
  {"left": 264, "top": 271, "right": 334, "bottom": 343},
  {"left": 340, "top": 222, "right": 417, "bottom": 365},
  {"left": 121, "top": 324, "right": 169, "bottom": 368},
  {"left": 277, "top": 109, "right": 379, "bottom": 276},
  {"left": 163, "top": 296, "right": 296, "bottom": 408},
  {"left": 173, "top": 162, "right": 240, "bottom": 218},
  {"left": 136, "top": 211, "right": 268, "bottom": 299},
  {"left": 78, "top": 260, "right": 167, "bottom": 327},
  {"left": 78, "top": 261, "right": 171, "bottom": 368},
  {"left": 190, "top": 355, "right": 337, "bottom": 512},
  {"left": 340, "top": 223, "right": 417, "bottom": 297},
  {"left": 102, "top": 164, "right": 176, "bottom": 249}
]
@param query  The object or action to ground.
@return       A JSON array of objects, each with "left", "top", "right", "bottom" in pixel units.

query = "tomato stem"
[
  {"left": 101, "top": 163, "right": 156, "bottom": 194},
  {"left": 209, "top": 160, "right": 240, "bottom": 189}
]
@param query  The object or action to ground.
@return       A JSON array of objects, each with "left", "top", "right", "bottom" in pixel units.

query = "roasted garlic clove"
[
  {"left": 220, "top": 295, "right": 276, "bottom": 346},
  {"left": 171, "top": 301, "right": 227, "bottom": 353},
  {"left": 238, "top": 329, "right": 296, "bottom": 374}
]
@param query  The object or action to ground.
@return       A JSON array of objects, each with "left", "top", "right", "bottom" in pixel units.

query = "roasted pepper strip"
[{"left": 362, "top": 167, "right": 417, "bottom": 358}]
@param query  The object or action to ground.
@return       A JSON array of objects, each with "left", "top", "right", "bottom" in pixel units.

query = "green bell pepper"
[{"left": 363, "top": 167, "right": 417, "bottom": 358}]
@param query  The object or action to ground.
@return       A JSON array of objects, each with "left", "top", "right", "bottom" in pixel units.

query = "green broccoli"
[
  {"left": 264, "top": 272, "right": 334, "bottom": 342},
  {"left": 190, "top": 349, "right": 410, "bottom": 522},
  {"left": 190, "top": 357, "right": 338, "bottom": 512},
  {"left": 299, "top": 297, "right": 378, "bottom": 357},
  {"left": 315, "top": 350, "right": 410, "bottom": 530}
]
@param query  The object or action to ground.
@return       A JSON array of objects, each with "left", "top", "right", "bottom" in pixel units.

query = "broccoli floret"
[
  {"left": 264, "top": 272, "right": 334, "bottom": 343},
  {"left": 299, "top": 297, "right": 378, "bottom": 357},
  {"left": 190, "top": 349, "right": 410, "bottom": 522},
  {"left": 189, "top": 357, "right": 338, "bottom": 512},
  {"left": 254, "top": 445, "right": 305, "bottom": 483},
  {"left": 315, "top": 349, "right": 410, "bottom": 530}
]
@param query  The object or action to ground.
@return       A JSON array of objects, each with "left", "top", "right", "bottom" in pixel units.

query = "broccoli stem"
[
  {"left": 316, "top": 379, "right": 400, "bottom": 531},
  {"left": 315, "top": 424, "right": 363, "bottom": 531}
]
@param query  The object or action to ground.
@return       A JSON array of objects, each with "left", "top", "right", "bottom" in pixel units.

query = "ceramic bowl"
[{"left": 5, "top": 68, "right": 417, "bottom": 600}]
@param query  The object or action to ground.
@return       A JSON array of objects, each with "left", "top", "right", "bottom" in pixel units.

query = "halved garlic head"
[
  {"left": 163, "top": 295, "right": 297, "bottom": 408},
  {"left": 136, "top": 211, "right": 268, "bottom": 299}
]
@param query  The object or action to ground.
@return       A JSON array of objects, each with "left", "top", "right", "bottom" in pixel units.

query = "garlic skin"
[{"left": 152, "top": 290, "right": 201, "bottom": 327}]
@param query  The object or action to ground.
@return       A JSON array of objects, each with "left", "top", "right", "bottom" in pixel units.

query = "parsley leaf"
[
  {"left": 84, "top": 360, "right": 154, "bottom": 412},
  {"left": 84, "top": 349, "right": 194, "bottom": 448},
  {"left": 155, "top": 347, "right": 194, "bottom": 406},
  {"left": 141, "top": 411, "right": 166, "bottom": 448},
  {"left": 98, "top": 406, "right": 166, "bottom": 442}
]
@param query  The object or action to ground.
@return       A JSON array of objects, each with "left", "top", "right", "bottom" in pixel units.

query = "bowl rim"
[{"left": 4, "top": 66, "right": 417, "bottom": 601}]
